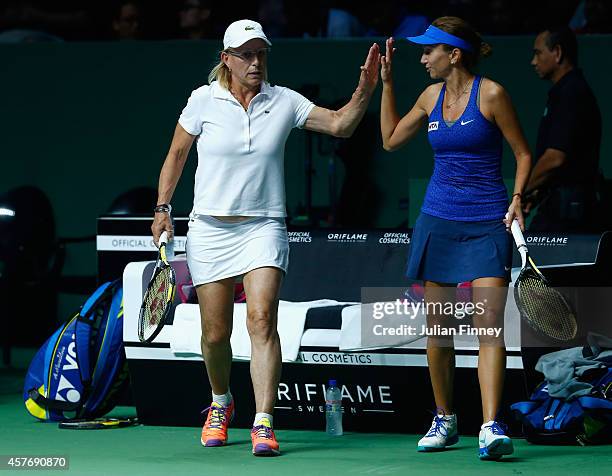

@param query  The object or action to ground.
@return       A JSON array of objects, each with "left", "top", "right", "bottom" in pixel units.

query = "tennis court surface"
[{"left": 3, "top": 350, "right": 611, "bottom": 476}]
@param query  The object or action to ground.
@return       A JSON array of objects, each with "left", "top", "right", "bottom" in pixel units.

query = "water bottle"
[{"left": 325, "top": 379, "right": 343, "bottom": 436}]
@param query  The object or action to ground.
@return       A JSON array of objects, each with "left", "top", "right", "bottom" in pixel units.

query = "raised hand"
[
  {"left": 381, "top": 37, "right": 396, "bottom": 84},
  {"left": 357, "top": 43, "right": 381, "bottom": 95}
]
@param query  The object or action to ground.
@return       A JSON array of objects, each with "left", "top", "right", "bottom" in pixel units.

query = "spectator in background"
[
  {"left": 178, "top": 0, "right": 213, "bottom": 40},
  {"left": 525, "top": 25, "right": 602, "bottom": 232},
  {"left": 327, "top": 0, "right": 429, "bottom": 38},
  {"left": 0, "top": 1, "right": 95, "bottom": 42},
  {"left": 391, "top": 2, "right": 430, "bottom": 38},
  {"left": 284, "top": 0, "right": 326, "bottom": 37},
  {"left": 441, "top": 0, "right": 479, "bottom": 30},
  {"left": 258, "top": 0, "right": 287, "bottom": 38},
  {"left": 326, "top": 0, "right": 364, "bottom": 37},
  {"left": 361, "top": 0, "right": 429, "bottom": 38},
  {"left": 111, "top": 1, "right": 141, "bottom": 40},
  {"left": 570, "top": 0, "right": 612, "bottom": 34},
  {"left": 479, "top": 0, "right": 522, "bottom": 35}
]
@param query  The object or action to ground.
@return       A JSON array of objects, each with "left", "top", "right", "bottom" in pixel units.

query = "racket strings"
[
  {"left": 517, "top": 273, "right": 577, "bottom": 341},
  {"left": 139, "top": 269, "right": 174, "bottom": 340}
]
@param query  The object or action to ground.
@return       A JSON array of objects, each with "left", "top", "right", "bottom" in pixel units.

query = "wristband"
[{"left": 154, "top": 203, "right": 172, "bottom": 214}]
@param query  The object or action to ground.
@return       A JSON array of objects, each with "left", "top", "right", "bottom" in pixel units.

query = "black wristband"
[{"left": 154, "top": 204, "right": 172, "bottom": 214}]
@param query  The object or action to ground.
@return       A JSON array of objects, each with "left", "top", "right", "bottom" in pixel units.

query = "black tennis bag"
[{"left": 23, "top": 280, "right": 128, "bottom": 421}]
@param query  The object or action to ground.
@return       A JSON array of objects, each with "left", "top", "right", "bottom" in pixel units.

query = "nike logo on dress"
[{"left": 460, "top": 119, "right": 474, "bottom": 126}]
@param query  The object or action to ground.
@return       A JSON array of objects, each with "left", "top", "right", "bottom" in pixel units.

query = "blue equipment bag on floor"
[
  {"left": 23, "top": 280, "right": 128, "bottom": 421},
  {"left": 511, "top": 367, "right": 612, "bottom": 445}
]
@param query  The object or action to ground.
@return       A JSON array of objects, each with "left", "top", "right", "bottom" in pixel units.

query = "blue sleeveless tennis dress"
[{"left": 406, "top": 76, "right": 512, "bottom": 283}]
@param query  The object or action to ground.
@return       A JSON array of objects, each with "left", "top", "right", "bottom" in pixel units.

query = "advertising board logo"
[
  {"left": 96, "top": 235, "right": 187, "bottom": 252},
  {"left": 296, "top": 352, "right": 372, "bottom": 365},
  {"left": 378, "top": 233, "right": 411, "bottom": 245},
  {"left": 275, "top": 382, "right": 393, "bottom": 415},
  {"left": 288, "top": 231, "right": 312, "bottom": 243},
  {"left": 327, "top": 233, "right": 368, "bottom": 243},
  {"left": 526, "top": 236, "right": 568, "bottom": 246}
]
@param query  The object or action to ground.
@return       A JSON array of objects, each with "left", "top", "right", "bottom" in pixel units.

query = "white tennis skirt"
[{"left": 186, "top": 214, "right": 289, "bottom": 286}]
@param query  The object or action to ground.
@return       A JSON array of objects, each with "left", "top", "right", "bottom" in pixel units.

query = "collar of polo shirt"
[{"left": 211, "top": 80, "right": 272, "bottom": 101}]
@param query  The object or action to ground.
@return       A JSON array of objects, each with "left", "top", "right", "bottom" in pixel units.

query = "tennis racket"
[
  {"left": 137, "top": 231, "right": 176, "bottom": 343},
  {"left": 510, "top": 219, "right": 577, "bottom": 342},
  {"left": 58, "top": 417, "right": 139, "bottom": 430}
]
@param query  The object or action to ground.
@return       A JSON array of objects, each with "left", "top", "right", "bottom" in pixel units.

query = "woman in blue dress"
[{"left": 380, "top": 16, "right": 531, "bottom": 460}]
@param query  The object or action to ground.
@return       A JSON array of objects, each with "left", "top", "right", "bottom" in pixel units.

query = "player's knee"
[
  {"left": 475, "top": 306, "right": 505, "bottom": 345},
  {"left": 246, "top": 309, "right": 275, "bottom": 341},
  {"left": 202, "top": 324, "right": 231, "bottom": 347},
  {"left": 475, "top": 305, "right": 503, "bottom": 327}
]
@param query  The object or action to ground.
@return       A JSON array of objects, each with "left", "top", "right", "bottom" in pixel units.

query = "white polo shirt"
[{"left": 178, "top": 80, "right": 315, "bottom": 217}]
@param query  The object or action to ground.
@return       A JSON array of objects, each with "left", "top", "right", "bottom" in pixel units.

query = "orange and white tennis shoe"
[
  {"left": 251, "top": 418, "right": 280, "bottom": 456},
  {"left": 200, "top": 400, "right": 235, "bottom": 447}
]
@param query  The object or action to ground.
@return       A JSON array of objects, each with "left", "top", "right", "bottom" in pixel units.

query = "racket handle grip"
[
  {"left": 510, "top": 219, "right": 528, "bottom": 268},
  {"left": 159, "top": 231, "right": 169, "bottom": 246},
  {"left": 510, "top": 219, "right": 526, "bottom": 249}
]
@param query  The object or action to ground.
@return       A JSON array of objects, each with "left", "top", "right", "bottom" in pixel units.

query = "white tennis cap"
[{"left": 223, "top": 19, "right": 271, "bottom": 49}]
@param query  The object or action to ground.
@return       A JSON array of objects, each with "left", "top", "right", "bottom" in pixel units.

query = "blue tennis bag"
[
  {"left": 511, "top": 367, "right": 612, "bottom": 445},
  {"left": 23, "top": 280, "right": 128, "bottom": 421}
]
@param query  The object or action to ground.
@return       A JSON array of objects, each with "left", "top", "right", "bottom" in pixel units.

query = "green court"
[{"left": 3, "top": 350, "right": 611, "bottom": 475}]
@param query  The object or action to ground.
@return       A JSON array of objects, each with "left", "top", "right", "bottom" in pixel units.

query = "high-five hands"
[
  {"left": 358, "top": 43, "right": 381, "bottom": 94},
  {"left": 381, "top": 37, "right": 396, "bottom": 83}
]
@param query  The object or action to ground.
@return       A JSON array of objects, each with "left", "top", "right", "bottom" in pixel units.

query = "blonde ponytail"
[{"left": 208, "top": 59, "right": 231, "bottom": 89}]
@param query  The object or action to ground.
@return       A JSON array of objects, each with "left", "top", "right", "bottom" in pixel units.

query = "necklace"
[
  {"left": 445, "top": 79, "right": 472, "bottom": 109},
  {"left": 229, "top": 88, "right": 249, "bottom": 110}
]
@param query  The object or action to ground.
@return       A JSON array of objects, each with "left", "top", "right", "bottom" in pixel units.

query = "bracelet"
[
  {"left": 154, "top": 203, "right": 172, "bottom": 214},
  {"left": 512, "top": 193, "right": 522, "bottom": 200}
]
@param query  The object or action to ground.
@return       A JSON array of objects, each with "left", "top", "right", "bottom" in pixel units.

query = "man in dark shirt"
[
  {"left": 522, "top": 27, "right": 603, "bottom": 393},
  {"left": 525, "top": 26, "right": 602, "bottom": 232}
]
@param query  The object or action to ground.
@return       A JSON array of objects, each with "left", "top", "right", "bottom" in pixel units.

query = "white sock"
[
  {"left": 254, "top": 412, "right": 273, "bottom": 427},
  {"left": 212, "top": 391, "right": 232, "bottom": 407}
]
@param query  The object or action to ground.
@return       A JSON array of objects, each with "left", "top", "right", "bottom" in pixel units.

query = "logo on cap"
[{"left": 245, "top": 26, "right": 255, "bottom": 30}]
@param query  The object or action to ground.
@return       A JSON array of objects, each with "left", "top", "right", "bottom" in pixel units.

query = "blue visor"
[{"left": 407, "top": 25, "right": 474, "bottom": 52}]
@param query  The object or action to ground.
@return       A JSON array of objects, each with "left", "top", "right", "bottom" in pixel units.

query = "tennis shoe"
[
  {"left": 417, "top": 412, "right": 458, "bottom": 451},
  {"left": 479, "top": 421, "right": 513, "bottom": 460},
  {"left": 201, "top": 400, "right": 235, "bottom": 447},
  {"left": 251, "top": 418, "right": 280, "bottom": 456}
]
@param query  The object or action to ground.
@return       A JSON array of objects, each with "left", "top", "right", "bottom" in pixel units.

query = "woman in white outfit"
[{"left": 151, "top": 19, "right": 380, "bottom": 456}]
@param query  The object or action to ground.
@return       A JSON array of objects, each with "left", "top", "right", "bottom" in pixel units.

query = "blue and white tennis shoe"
[
  {"left": 417, "top": 413, "right": 458, "bottom": 451},
  {"left": 478, "top": 421, "right": 514, "bottom": 460}
]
